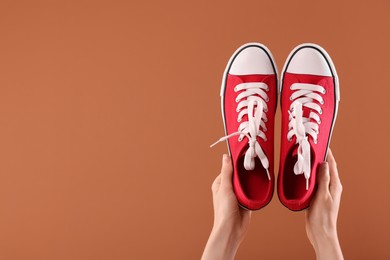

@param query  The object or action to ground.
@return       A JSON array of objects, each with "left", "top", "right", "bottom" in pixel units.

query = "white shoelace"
[
  {"left": 211, "top": 82, "right": 270, "bottom": 180},
  {"left": 287, "top": 83, "right": 325, "bottom": 190}
]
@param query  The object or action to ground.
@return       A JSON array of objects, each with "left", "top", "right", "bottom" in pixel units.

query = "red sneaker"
[
  {"left": 211, "top": 43, "right": 278, "bottom": 210},
  {"left": 278, "top": 44, "right": 340, "bottom": 211}
]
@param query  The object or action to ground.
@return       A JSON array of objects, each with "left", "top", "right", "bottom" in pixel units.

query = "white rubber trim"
[{"left": 280, "top": 43, "right": 340, "bottom": 101}]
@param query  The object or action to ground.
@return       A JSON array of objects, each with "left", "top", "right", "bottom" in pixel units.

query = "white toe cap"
[
  {"left": 229, "top": 46, "right": 275, "bottom": 75},
  {"left": 286, "top": 47, "right": 332, "bottom": 76}
]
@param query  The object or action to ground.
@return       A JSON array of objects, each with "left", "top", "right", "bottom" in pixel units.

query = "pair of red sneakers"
[{"left": 211, "top": 43, "right": 340, "bottom": 211}]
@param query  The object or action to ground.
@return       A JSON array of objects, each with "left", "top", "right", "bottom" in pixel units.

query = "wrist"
[
  {"left": 211, "top": 222, "right": 242, "bottom": 250},
  {"left": 201, "top": 223, "right": 242, "bottom": 260},
  {"left": 311, "top": 232, "right": 343, "bottom": 260}
]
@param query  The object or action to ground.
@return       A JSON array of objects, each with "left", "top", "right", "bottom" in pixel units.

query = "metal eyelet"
[
  {"left": 319, "top": 109, "right": 323, "bottom": 115},
  {"left": 266, "top": 86, "right": 269, "bottom": 92},
  {"left": 234, "top": 87, "right": 238, "bottom": 92},
  {"left": 237, "top": 118, "right": 241, "bottom": 123},
  {"left": 264, "top": 108, "right": 268, "bottom": 112},
  {"left": 322, "top": 89, "right": 326, "bottom": 94},
  {"left": 288, "top": 137, "right": 292, "bottom": 142},
  {"left": 266, "top": 97, "right": 269, "bottom": 102},
  {"left": 264, "top": 137, "right": 268, "bottom": 142},
  {"left": 314, "top": 139, "right": 318, "bottom": 144},
  {"left": 290, "top": 86, "right": 293, "bottom": 90},
  {"left": 263, "top": 128, "right": 267, "bottom": 132},
  {"left": 320, "top": 100, "right": 324, "bottom": 105},
  {"left": 318, "top": 120, "right": 321, "bottom": 124},
  {"left": 289, "top": 96, "right": 293, "bottom": 101},
  {"left": 236, "top": 98, "right": 239, "bottom": 103},
  {"left": 238, "top": 137, "right": 243, "bottom": 142}
]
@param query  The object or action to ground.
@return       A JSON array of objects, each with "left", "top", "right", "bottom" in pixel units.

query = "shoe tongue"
[
  {"left": 296, "top": 99, "right": 315, "bottom": 134},
  {"left": 237, "top": 140, "right": 256, "bottom": 171},
  {"left": 236, "top": 138, "right": 254, "bottom": 162},
  {"left": 291, "top": 141, "right": 312, "bottom": 157},
  {"left": 238, "top": 140, "right": 249, "bottom": 158},
  {"left": 292, "top": 142, "right": 300, "bottom": 157},
  {"left": 302, "top": 107, "right": 311, "bottom": 118}
]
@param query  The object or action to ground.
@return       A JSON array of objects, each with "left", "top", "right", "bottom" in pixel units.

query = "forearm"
[
  {"left": 312, "top": 232, "right": 343, "bottom": 260},
  {"left": 201, "top": 224, "right": 241, "bottom": 260}
]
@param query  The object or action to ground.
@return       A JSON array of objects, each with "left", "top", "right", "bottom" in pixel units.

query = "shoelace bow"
[
  {"left": 211, "top": 82, "right": 270, "bottom": 180},
  {"left": 287, "top": 83, "right": 325, "bottom": 190}
]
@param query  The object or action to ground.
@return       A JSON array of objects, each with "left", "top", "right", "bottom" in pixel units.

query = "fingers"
[
  {"left": 220, "top": 154, "right": 233, "bottom": 188},
  {"left": 327, "top": 149, "right": 340, "bottom": 184},
  {"left": 211, "top": 173, "right": 222, "bottom": 193},
  {"left": 316, "top": 161, "right": 330, "bottom": 195},
  {"left": 327, "top": 149, "right": 343, "bottom": 198},
  {"left": 211, "top": 155, "right": 233, "bottom": 193}
]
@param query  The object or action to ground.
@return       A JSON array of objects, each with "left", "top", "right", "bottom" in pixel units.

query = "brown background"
[{"left": 0, "top": 0, "right": 389, "bottom": 259}]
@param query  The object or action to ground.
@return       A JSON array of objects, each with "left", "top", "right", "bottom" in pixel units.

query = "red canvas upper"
[
  {"left": 224, "top": 74, "right": 277, "bottom": 210},
  {"left": 278, "top": 72, "right": 336, "bottom": 211}
]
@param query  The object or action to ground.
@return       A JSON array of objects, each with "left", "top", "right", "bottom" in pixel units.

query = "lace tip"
[
  {"left": 306, "top": 178, "right": 309, "bottom": 190},
  {"left": 266, "top": 169, "right": 271, "bottom": 180},
  {"left": 210, "top": 141, "right": 219, "bottom": 148}
]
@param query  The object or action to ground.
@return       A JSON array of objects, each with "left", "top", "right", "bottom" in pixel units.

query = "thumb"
[
  {"left": 220, "top": 154, "right": 233, "bottom": 188},
  {"left": 316, "top": 162, "right": 330, "bottom": 195}
]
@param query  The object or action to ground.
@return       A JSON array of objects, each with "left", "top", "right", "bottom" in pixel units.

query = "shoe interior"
[
  {"left": 237, "top": 156, "right": 270, "bottom": 201},
  {"left": 283, "top": 147, "right": 313, "bottom": 200}
]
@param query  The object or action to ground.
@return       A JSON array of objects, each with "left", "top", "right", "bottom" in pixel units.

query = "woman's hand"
[
  {"left": 202, "top": 154, "right": 251, "bottom": 260},
  {"left": 306, "top": 149, "right": 344, "bottom": 260}
]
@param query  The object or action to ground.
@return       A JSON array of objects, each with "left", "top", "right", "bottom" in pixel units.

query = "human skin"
[
  {"left": 202, "top": 149, "right": 343, "bottom": 260},
  {"left": 201, "top": 154, "right": 251, "bottom": 260},
  {"left": 305, "top": 149, "right": 344, "bottom": 260}
]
